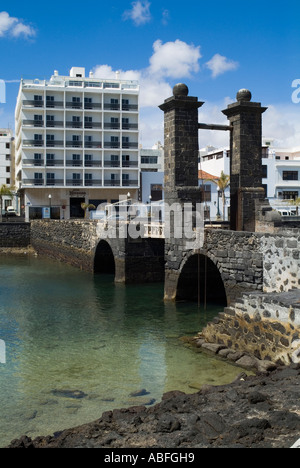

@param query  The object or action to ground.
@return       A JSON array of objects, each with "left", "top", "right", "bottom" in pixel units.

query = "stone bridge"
[{"left": 29, "top": 83, "right": 300, "bottom": 366}]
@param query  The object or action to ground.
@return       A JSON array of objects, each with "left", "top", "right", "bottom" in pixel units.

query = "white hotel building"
[
  {"left": 15, "top": 67, "right": 140, "bottom": 219},
  {"left": 0, "top": 128, "right": 15, "bottom": 212}
]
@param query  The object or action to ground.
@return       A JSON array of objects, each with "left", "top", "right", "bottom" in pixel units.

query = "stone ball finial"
[
  {"left": 173, "top": 83, "right": 189, "bottom": 97},
  {"left": 236, "top": 89, "right": 252, "bottom": 102}
]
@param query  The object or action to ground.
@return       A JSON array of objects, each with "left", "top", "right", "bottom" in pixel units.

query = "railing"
[
  {"left": 84, "top": 122, "right": 101, "bottom": 129},
  {"left": 143, "top": 223, "right": 164, "bottom": 239},
  {"left": 66, "top": 141, "right": 83, "bottom": 148},
  {"left": 24, "top": 179, "right": 45, "bottom": 186},
  {"left": 104, "top": 142, "right": 120, "bottom": 149},
  {"left": 66, "top": 179, "right": 83, "bottom": 186},
  {"left": 84, "top": 161, "right": 102, "bottom": 167},
  {"left": 66, "top": 160, "right": 83, "bottom": 166},
  {"left": 66, "top": 122, "right": 83, "bottom": 128},
  {"left": 65, "top": 102, "right": 82, "bottom": 109},
  {"left": 122, "top": 104, "right": 138, "bottom": 111},
  {"left": 23, "top": 159, "right": 44, "bottom": 166},
  {"left": 122, "top": 123, "right": 138, "bottom": 130},
  {"left": 23, "top": 139, "right": 44, "bottom": 147},
  {"left": 104, "top": 103, "right": 120, "bottom": 111},
  {"left": 104, "top": 180, "right": 121, "bottom": 186},
  {"left": 84, "top": 179, "right": 102, "bottom": 186},
  {"left": 46, "top": 160, "right": 64, "bottom": 166},
  {"left": 46, "top": 121, "right": 64, "bottom": 128},
  {"left": 23, "top": 119, "right": 44, "bottom": 127},
  {"left": 84, "top": 141, "right": 102, "bottom": 148},
  {"left": 104, "top": 123, "right": 120, "bottom": 130},
  {"left": 122, "top": 142, "right": 138, "bottom": 149},
  {"left": 122, "top": 180, "right": 139, "bottom": 186},
  {"left": 122, "top": 161, "right": 138, "bottom": 167},
  {"left": 84, "top": 103, "right": 102, "bottom": 110},
  {"left": 23, "top": 100, "right": 44, "bottom": 107},
  {"left": 46, "top": 179, "right": 64, "bottom": 186},
  {"left": 46, "top": 140, "right": 64, "bottom": 147},
  {"left": 46, "top": 101, "right": 64, "bottom": 108},
  {"left": 104, "top": 160, "right": 120, "bottom": 167}
]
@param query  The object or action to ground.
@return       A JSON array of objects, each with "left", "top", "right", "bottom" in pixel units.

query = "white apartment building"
[
  {"left": 0, "top": 128, "right": 15, "bottom": 212},
  {"left": 15, "top": 67, "right": 140, "bottom": 220},
  {"left": 199, "top": 139, "right": 300, "bottom": 220}
]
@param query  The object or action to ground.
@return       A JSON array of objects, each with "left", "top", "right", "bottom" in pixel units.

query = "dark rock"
[
  {"left": 51, "top": 389, "right": 87, "bottom": 399},
  {"left": 129, "top": 389, "right": 150, "bottom": 397}
]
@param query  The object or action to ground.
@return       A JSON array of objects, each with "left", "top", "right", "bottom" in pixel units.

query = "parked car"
[{"left": 6, "top": 206, "right": 17, "bottom": 217}]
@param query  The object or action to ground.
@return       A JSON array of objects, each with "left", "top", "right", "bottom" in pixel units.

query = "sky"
[{"left": 1, "top": 0, "right": 300, "bottom": 149}]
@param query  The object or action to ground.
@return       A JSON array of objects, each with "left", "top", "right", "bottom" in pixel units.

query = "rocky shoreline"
[{"left": 7, "top": 364, "right": 300, "bottom": 449}]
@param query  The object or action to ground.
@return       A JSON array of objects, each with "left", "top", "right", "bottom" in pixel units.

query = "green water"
[{"left": 0, "top": 255, "right": 246, "bottom": 447}]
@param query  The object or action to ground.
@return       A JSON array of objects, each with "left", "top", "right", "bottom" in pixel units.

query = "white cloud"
[
  {"left": 123, "top": 1, "right": 152, "bottom": 26},
  {"left": 92, "top": 39, "right": 200, "bottom": 109},
  {"left": 206, "top": 53, "right": 239, "bottom": 78},
  {"left": 149, "top": 40, "right": 201, "bottom": 79},
  {"left": 0, "top": 11, "right": 36, "bottom": 39}
]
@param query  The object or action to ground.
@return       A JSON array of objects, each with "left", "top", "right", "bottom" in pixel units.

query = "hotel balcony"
[
  {"left": 84, "top": 102, "right": 102, "bottom": 110},
  {"left": 66, "top": 179, "right": 83, "bottom": 186},
  {"left": 84, "top": 122, "right": 102, "bottom": 129},
  {"left": 23, "top": 119, "right": 44, "bottom": 127},
  {"left": 46, "top": 121, "right": 64, "bottom": 128},
  {"left": 23, "top": 158, "right": 45, "bottom": 166},
  {"left": 66, "top": 141, "right": 83, "bottom": 148},
  {"left": 46, "top": 179, "right": 64, "bottom": 186},
  {"left": 104, "top": 142, "right": 120, "bottom": 149},
  {"left": 122, "top": 104, "right": 138, "bottom": 111},
  {"left": 122, "top": 142, "right": 138, "bottom": 149},
  {"left": 122, "top": 160, "right": 138, "bottom": 167},
  {"left": 66, "top": 121, "right": 83, "bottom": 129},
  {"left": 23, "top": 139, "right": 44, "bottom": 147},
  {"left": 122, "top": 179, "right": 139, "bottom": 187},
  {"left": 104, "top": 160, "right": 120, "bottom": 167},
  {"left": 23, "top": 100, "right": 44, "bottom": 108},
  {"left": 104, "top": 123, "right": 120, "bottom": 130},
  {"left": 66, "top": 160, "right": 83, "bottom": 167},
  {"left": 104, "top": 103, "right": 120, "bottom": 111},
  {"left": 122, "top": 123, "right": 138, "bottom": 130},
  {"left": 84, "top": 179, "right": 102, "bottom": 186},
  {"left": 66, "top": 101, "right": 82, "bottom": 109},
  {"left": 46, "top": 101, "right": 64, "bottom": 108},
  {"left": 104, "top": 179, "right": 121, "bottom": 187},
  {"left": 46, "top": 159, "right": 64, "bottom": 167},
  {"left": 24, "top": 178, "right": 45, "bottom": 186},
  {"left": 84, "top": 160, "right": 102, "bottom": 167},
  {"left": 84, "top": 141, "right": 102, "bottom": 149},
  {"left": 46, "top": 140, "right": 64, "bottom": 147}
]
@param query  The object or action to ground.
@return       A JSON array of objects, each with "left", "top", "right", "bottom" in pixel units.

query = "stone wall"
[
  {"left": 201, "top": 290, "right": 300, "bottom": 366},
  {"left": 0, "top": 223, "right": 30, "bottom": 248},
  {"left": 31, "top": 220, "right": 98, "bottom": 271},
  {"left": 261, "top": 230, "right": 300, "bottom": 293}
]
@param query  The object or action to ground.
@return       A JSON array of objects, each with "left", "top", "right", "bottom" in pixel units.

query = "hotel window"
[
  {"left": 46, "top": 154, "right": 55, "bottom": 166},
  {"left": 34, "top": 153, "right": 43, "bottom": 166},
  {"left": 262, "top": 165, "right": 268, "bottom": 178},
  {"left": 282, "top": 171, "right": 298, "bottom": 181},
  {"left": 283, "top": 191, "right": 299, "bottom": 200}
]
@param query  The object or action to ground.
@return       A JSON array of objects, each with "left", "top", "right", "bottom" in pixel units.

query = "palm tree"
[
  {"left": 0, "top": 184, "right": 15, "bottom": 222},
  {"left": 81, "top": 202, "right": 96, "bottom": 219},
  {"left": 210, "top": 171, "right": 230, "bottom": 221}
]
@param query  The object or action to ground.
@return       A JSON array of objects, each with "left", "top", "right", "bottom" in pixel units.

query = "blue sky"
[{"left": 1, "top": 0, "right": 300, "bottom": 148}]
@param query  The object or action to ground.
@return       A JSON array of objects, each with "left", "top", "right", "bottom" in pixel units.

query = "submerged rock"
[
  {"left": 129, "top": 389, "right": 150, "bottom": 397},
  {"left": 51, "top": 389, "right": 87, "bottom": 399}
]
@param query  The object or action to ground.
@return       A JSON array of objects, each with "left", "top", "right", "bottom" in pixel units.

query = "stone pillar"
[
  {"left": 222, "top": 89, "right": 267, "bottom": 232},
  {"left": 159, "top": 84, "right": 203, "bottom": 300}
]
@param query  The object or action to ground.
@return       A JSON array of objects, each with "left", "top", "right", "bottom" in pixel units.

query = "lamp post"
[{"left": 48, "top": 194, "right": 52, "bottom": 219}]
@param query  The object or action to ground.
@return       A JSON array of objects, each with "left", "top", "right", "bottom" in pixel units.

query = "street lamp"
[{"left": 48, "top": 194, "right": 52, "bottom": 219}]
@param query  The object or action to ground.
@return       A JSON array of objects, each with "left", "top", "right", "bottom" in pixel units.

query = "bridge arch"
[
  {"left": 176, "top": 252, "right": 227, "bottom": 306},
  {"left": 94, "top": 240, "right": 116, "bottom": 275}
]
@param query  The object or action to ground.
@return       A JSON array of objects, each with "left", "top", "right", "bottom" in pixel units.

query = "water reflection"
[{"left": 0, "top": 256, "right": 245, "bottom": 447}]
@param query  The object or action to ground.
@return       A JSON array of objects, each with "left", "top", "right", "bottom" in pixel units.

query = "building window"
[
  {"left": 282, "top": 171, "right": 298, "bottom": 181},
  {"left": 151, "top": 184, "right": 163, "bottom": 201},
  {"left": 6, "top": 167, "right": 10, "bottom": 173},
  {"left": 6, "top": 178, "right": 10, "bottom": 185},
  {"left": 200, "top": 184, "right": 212, "bottom": 202},
  {"left": 282, "top": 191, "right": 299, "bottom": 200},
  {"left": 262, "top": 165, "right": 268, "bottom": 178}
]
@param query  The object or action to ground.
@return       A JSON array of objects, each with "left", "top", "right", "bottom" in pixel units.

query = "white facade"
[
  {"left": 15, "top": 67, "right": 140, "bottom": 219},
  {"left": 0, "top": 128, "right": 15, "bottom": 212},
  {"left": 199, "top": 141, "right": 300, "bottom": 220}
]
